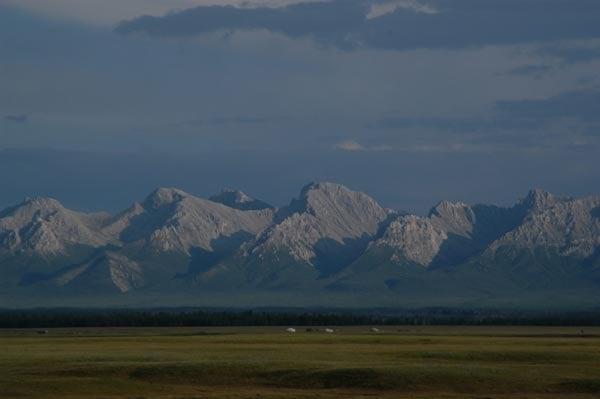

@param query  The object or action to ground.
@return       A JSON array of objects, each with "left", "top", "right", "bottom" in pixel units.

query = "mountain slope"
[
  {"left": 111, "top": 188, "right": 275, "bottom": 255},
  {"left": 352, "top": 199, "right": 524, "bottom": 271},
  {"left": 0, "top": 197, "right": 111, "bottom": 257},
  {"left": 245, "top": 182, "right": 392, "bottom": 277},
  {"left": 52, "top": 251, "right": 144, "bottom": 293},
  {"left": 488, "top": 192, "right": 600, "bottom": 259}
]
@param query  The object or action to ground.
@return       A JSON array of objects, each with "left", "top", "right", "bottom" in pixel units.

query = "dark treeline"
[{"left": 1, "top": 308, "right": 600, "bottom": 328}]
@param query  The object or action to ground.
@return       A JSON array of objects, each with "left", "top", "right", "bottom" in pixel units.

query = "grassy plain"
[{"left": 1, "top": 326, "right": 600, "bottom": 398}]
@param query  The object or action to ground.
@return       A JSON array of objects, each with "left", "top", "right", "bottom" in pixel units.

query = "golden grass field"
[{"left": 1, "top": 326, "right": 600, "bottom": 399}]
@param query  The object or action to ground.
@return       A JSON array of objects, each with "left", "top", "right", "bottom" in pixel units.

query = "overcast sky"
[{"left": 1, "top": 0, "right": 599, "bottom": 214}]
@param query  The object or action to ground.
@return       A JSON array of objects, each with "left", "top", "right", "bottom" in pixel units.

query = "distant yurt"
[
  {"left": 325, "top": 328, "right": 334, "bottom": 333},
  {"left": 286, "top": 328, "right": 297, "bottom": 333},
  {"left": 370, "top": 327, "right": 381, "bottom": 333}
]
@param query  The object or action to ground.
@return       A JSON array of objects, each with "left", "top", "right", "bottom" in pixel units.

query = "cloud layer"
[
  {"left": 0, "top": 0, "right": 324, "bottom": 25},
  {"left": 117, "top": 0, "right": 600, "bottom": 50},
  {"left": 4, "top": 114, "right": 28, "bottom": 124}
]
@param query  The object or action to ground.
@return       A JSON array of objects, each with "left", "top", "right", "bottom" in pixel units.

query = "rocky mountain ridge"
[{"left": 1, "top": 182, "right": 599, "bottom": 308}]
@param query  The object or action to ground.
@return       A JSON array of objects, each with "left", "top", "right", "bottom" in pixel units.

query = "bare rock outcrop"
[
  {"left": 0, "top": 197, "right": 111, "bottom": 256},
  {"left": 249, "top": 182, "right": 390, "bottom": 267},
  {"left": 489, "top": 194, "right": 600, "bottom": 258},
  {"left": 116, "top": 188, "right": 275, "bottom": 254}
]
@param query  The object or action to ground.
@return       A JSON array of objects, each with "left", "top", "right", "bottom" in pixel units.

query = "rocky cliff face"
[
  {"left": 429, "top": 201, "right": 477, "bottom": 237},
  {"left": 519, "top": 188, "right": 564, "bottom": 214},
  {"left": 373, "top": 215, "right": 448, "bottom": 266},
  {"left": 0, "top": 197, "right": 111, "bottom": 256},
  {"left": 0, "top": 189, "right": 275, "bottom": 259},
  {"left": 248, "top": 183, "right": 391, "bottom": 273},
  {"left": 489, "top": 192, "right": 600, "bottom": 259},
  {"left": 365, "top": 199, "right": 524, "bottom": 268},
  {"left": 107, "top": 188, "right": 275, "bottom": 255}
]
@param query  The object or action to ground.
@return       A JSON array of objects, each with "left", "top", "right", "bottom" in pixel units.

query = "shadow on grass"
[
  {"left": 24, "top": 361, "right": 600, "bottom": 395},
  {"left": 557, "top": 379, "right": 600, "bottom": 394},
  {"left": 129, "top": 363, "right": 513, "bottom": 392}
]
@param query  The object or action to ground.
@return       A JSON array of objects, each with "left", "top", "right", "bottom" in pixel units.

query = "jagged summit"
[
  {"left": 143, "top": 187, "right": 190, "bottom": 209},
  {"left": 0, "top": 197, "right": 67, "bottom": 221},
  {"left": 520, "top": 188, "right": 563, "bottom": 212},
  {"left": 0, "top": 196, "right": 110, "bottom": 256},
  {"left": 119, "top": 188, "right": 276, "bottom": 254},
  {"left": 294, "top": 182, "right": 390, "bottom": 232},
  {"left": 428, "top": 200, "right": 470, "bottom": 217},
  {"left": 489, "top": 192, "right": 600, "bottom": 258},
  {"left": 249, "top": 182, "right": 390, "bottom": 272},
  {"left": 22, "top": 196, "right": 63, "bottom": 208},
  {"left": 299, "top": 181, "right": 351, "bottom": 198},
  {"left": 366, "top": 196, "right": 530, "bottom": 269},
  {"left": 216, "top": 188, "right": 254, "bottom": 203},
  {"left": 209, "top": 189, "right": 273, "bottom": 211},
  {"left": 292, "top": 182, "right": 389, "bottom": 219}
]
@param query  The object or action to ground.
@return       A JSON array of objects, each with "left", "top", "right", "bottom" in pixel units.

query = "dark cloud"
[
  {"left": 116, "top": 0, "right": 600, "bottom": 50},
  {"left": 537, "top": 42, "right": 600, "bottom": 64},
  {"left": 372, "top": 89, "right": 600, "bottom": 150},
  {"left": 4, "top": 114, "right": 29, "bottom": 124},
  {"left": 495, "top": 89, "right": 600, "bottom": 125},
  {"left": 116, "top": 2, "right": 368, "bottom": 50},
  {"left": 503, "top": 64, "right": 553, "bottom": 79},
  {"left": 388, "top": 89, "right": 600, "bottom": 129}
]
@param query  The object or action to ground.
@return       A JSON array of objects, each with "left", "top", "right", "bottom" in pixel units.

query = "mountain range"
[{"left": 1, "top": 182, "right": 599, "bottom": 309}]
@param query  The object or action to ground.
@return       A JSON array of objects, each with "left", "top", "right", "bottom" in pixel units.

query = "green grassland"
[{"left": 2, "top": 326, "right": 600, "bottom": 398}]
